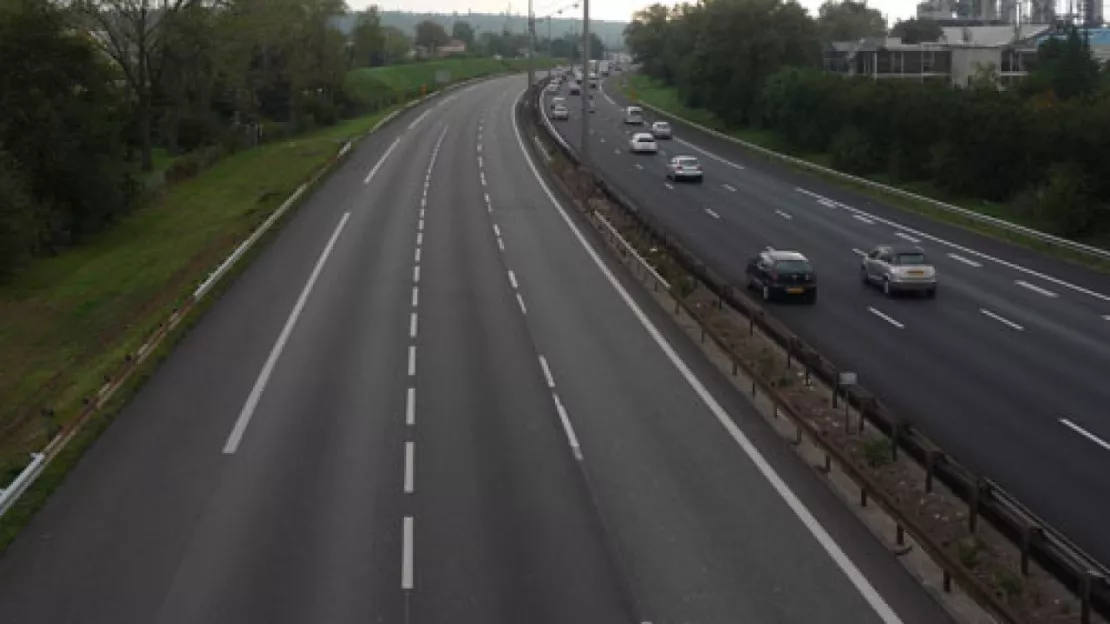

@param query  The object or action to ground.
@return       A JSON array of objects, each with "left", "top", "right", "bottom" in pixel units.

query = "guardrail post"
[
  {"left": 1080, "top": 571, "right": 1102, "bottom": 624},
  {"left": 925, "top": 450, "right": 939, "bottom": 493},
  {"left": 890, "top": 421, "right": 901, "bottom": 462},
  {"left": 896, "top": 524, "right": 905, "bottom": 546},
  {"left": 1020, "top": 523, "right": 1042, "bottom": 576},
  {"left": 859, "top": 486, "right": 868, "bottom": 508},
  {"left": 943, "top": 570, "right": 952, "bottom": 593},
  {"left": 969, "top": 478, "right": 983, "bottom": 534}
]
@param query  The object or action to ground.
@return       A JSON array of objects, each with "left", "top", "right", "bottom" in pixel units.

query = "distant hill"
[{"left": 333, "top": 11, "right": 628, "bottom": 49}]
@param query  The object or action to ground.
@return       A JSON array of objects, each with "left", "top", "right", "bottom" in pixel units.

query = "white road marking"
[
  {"left": 402, "top": 516, "right": 414, "bottom": 589},
  {"left": 412, "top": 287, "right": 419, "bottom": 307},
  {"left": 404, "top": 442, "right": 415, "bottom": 493},
  {"left": 852, "top": 248, "right": 866, "bottom": 256},
  {"left": 497, "top": 238, "right": 505, "bottom": 252},
  {"left": 508, "top": 270, "right": 518, "bottom": 289},
  {"left": 420, "top": 197, "right": 426, "bottom": 208},
  {"left": 223, "top": 212, "right": 350, "bottom": 454},
  {"left": 634, "top": 163, "right": 644, "bottom": 170},
  {"left": 705, "top": 208, "right": 720, "bottom": 219},
  {"left": 538, "top": 355, "right": 555, "bottom": 388},
  {"left": 477, "top": 143, "right": 483, "bottom": 153},
  {"left": 664, "top": 182, "right": 674, "bottom": 190},
  {"left": 818, "top": 198, "right": 837, "bottom": 209},
  {"left": 480, "top": 172, "right": 486, "bottom": 186},
  {"left": 1015, "top": 280, "right": 1058, "bottom": 298},
  {"left": 980, "top": 308, "right": 1024, "bottom": 331},
  {"left": 775, "top": 210, "right": 793, "bottom": 220},
  {"left": 406, "top": 387, "right": 416, "bottom": 426},
  {"left": 418, "top": 219, "right": 424, "bottom": 231},
  {"left": 419, "top": 208, "right": 425, "bottom": 219},
  {"left": 364, "top": 138, "right": 401, "bottom": 185},
  {"left": 413, "top": 265, "right": 420, "bottom": 283},
  {"left": 723, "top": 184, "right": 737, "bottom": 192},
  {"left": 414, "top": 247, "right": 421, "bottom": 263},
  {"left": 793, "top": 188, "right": 1110, "bottom": 303},
  {"left": 868, "top": 307, "right": 905, "bottom": 329},
  {"left": 416, "top": 232, "right": 423, "bottom": 246},
  {"left": 477, "top": 155, "right": 483, "bottom": 168},
  {"left": 407, "top": 109, "right": 430, "bottom": 130},
  {"left": 513, "top": 92, "right": 905, "bottom": 624},
  {"left": 1060, "top": 418, "right": 1110, "bottom": 451},
  {"left": 407, "top": 345, "right": 416, "bottom": 375},
  {"left": 600, "top": 137, "right": 606, "bottom": 143},
  {"left": 552, "top": 393, "right": 583, "bottom": 460},
  {"left": 493, "top": 224, "right": 501, "bottom": 237},
  {"left": 947, "top": 253, "right": 982, "bottom": 268},
  {"left": 615, "top": 149, "right": 621, "bottom": 154},
  {"left": 410, "top": 313, "right": 418, "bottom": 338},
  {"left": 516, "top": 293, "right": 528, "bottom": 315},
  {"left": 1104, "top": 315, "right": 1110, "bottom": 320},
  {"left": 674, "top": 136, "right": 745, "bottom": 171},
  {"left": 853, "top": 214, "right": 876, "bottom": 225},
  {"left": 484, "top": 192, "right": 491, "bottom": 205},
  {"left": 894, "top": 232, "right": 921, "bottom": 243}
]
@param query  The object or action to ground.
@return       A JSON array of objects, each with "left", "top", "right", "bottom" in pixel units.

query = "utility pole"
[
  {"left": 527, "top": 0, "right": 534, "bottom": 88},
  {"left": 580, "top": 0, "right": 590, "bottom": 167}
]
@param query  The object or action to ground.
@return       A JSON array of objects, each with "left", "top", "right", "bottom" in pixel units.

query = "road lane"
[{"left": 545, "top": 78, "right": 1110, "bottom": 565}]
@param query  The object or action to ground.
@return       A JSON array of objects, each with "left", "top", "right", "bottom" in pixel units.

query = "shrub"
[
  {"left": 1015, "top": 161, "right": 1103, "bottom": 238},
  {"left": 830, "top": 126, "right": 880, "bottom": 176}
]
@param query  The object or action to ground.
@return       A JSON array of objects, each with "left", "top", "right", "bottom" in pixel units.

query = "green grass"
[
  {"left": 0, "top": 104, "right": 399, "bottom": 470},
  {"left": 618, "top": 75, "right": 1110, "bottom": 272},
  {"left": 345, "top": 56, "right": 560, "bottom": 104}
]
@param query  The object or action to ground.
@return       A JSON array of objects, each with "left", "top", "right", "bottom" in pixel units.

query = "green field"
[
  {"left": 346, "top": 56, "right": 559, "bottom": 104},
  {"left": 619, "top": 75, "right": 1110, "bottom": 270}
]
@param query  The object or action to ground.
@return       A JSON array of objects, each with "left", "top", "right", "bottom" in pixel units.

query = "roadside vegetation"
[
  {"left": 623, "top": 1, "right": 1110, "bottom": 250},
  {"left": 0, "top": 0, "right": 572, "bottom": 482}
]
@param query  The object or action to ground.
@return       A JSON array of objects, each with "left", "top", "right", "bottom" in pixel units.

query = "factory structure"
[{"left": 914, "top": 0, "right": 1102, "bottom": 28}]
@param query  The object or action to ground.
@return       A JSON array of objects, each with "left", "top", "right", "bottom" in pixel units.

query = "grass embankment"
[
  {"left": 346, "top": 56, "right": 559, "bottom": 102},
  {"left": 618, "top": 74, "right": 1110, "bottom": 271}
]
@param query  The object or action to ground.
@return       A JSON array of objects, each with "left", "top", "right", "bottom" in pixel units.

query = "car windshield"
[
  {"left": 628, "top": 108, "right": 642, "bottom": 114},
  {"left": 655, "top": 122, "right": 669, "bottom": 129},
  {"left": 894, "top": 252, "right": 928, "bottom": 265},
  {"left": 676, "top": 158, "right": 698, "bottom": 167},
  {"left": 775, "top": 260, "right": 812, "bottom": 273}
]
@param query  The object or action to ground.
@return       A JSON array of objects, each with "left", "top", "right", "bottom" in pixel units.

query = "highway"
[
  {"left": 543, "top": 74, "right": 1110, "bottom": 567},
  {"left": 0, "top": 74, "right": 953, "bottom": 623}
]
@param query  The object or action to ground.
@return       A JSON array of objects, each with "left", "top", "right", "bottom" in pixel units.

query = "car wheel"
[
  {"left": 695, "top": 177, "right": 703, "bottom": 184},
  {"left": 926, "top": 287, "right": 937, "bottom": 299},
  {"left": 762, "top": 285, "right": 771, "bottom": 301},
  {"left": 860, "top": 269, "right": 869, "bottom": 285},
  {"left": 806, "top": 290, "right": 817, "bottom": 304},
  {"left": 882, "top": 278, "right": 892, "bottom": 297}
]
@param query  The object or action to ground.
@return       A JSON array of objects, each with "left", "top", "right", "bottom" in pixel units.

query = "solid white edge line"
[
  {"left": 414, "top": 247, "right": 421, "bottom": 263},
  {"left": 979, "top": 308, "right": 1025, "bottom": 331},
  {"left": 538, "top": 355, "right": 555, "bottom": 388},
  {"left": 511, "top": 91, "right": 903, "bottom": 624},
  {"left": 1015, "top": 280, "right": 1059, "bottom": 298},
  {"left": 402, "top": 516, "right": 414, "bottom": 589},
  {"left": 406, "top": 387, "right": 416, "bottom": 426},
  {"left": 516, "top": 293, "right": 528, "bottom": 315},
  {"left": 894, "top": 232, "right": 921, "bottom": 243},
  {"left": 947, "top": 253, "right": 982, "bottom": 268},
  {"left": 478, "top": 155, "right": 484, "bottom": 168},
  {"left": 1060, "top": 418, "right": 1110, "bottom": 451},
  {"left": 493, "top": 224, "right": 501, "bottom": 237},
  {"left": 410, "top": 312, "right": 418, "bottom": 338},
  {"left": 365, "top": 138, "right": 401, "bottom": 185},
  {"left": 508, "top": 270, "right": 519, "bottom": 289},
  {"left": 223, "top": 212, "right": 351, "bottom": 453},
  {"left": 868, "top": 307, "right": 905, "bottom": 329},
  {"left": 416, "top": 232, "right": 423, "bottom": 246},
  {"left": 404, "top": 441, "right": 415, "bottom": 493},
  {"left": 418, "top": 219, "right": 424, "bottom": 231}
]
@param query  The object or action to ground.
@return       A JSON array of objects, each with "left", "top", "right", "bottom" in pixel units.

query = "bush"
[
  {"left": 830, "top": 126, "right": 880, "bottom": 176},
  {"left": 0, "top": 150, "right": 40, "bottom": 276},
  {"left": 1015, "top": 162, "right": 1104, "bottom": 238},
  {"left": 163, "top": 146, "right": 226, "bottom": 186}
]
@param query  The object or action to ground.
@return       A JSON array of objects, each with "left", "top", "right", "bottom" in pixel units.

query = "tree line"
[
  {"left": 0, "top": 0, "right": 570, "bottom": 278},
  {"left": 624, "top": 0, "right": 1110, "bottom": 240}
]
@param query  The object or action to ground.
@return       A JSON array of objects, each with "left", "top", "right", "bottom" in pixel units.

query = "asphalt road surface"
[
  {"left": 0, "top": 74, "right": 953, "bottom": 624},
  {"left": 543, "top": 73, "right": 1110, "bottom": 567}
]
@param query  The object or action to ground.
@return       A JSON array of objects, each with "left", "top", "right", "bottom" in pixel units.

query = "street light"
[{"left": 580, "top": 0, "right": 590, "bottom": 167}]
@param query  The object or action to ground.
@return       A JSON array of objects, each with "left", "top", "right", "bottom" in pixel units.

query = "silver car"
[
  {"left": 551, "top": 104, "right": 570, "bottom": 120},
  {"left": 651, "top": 121, "right": 672, "bottom": 139},
  {"left": 860, "top": 244, "right": 937, "bottom": 297}
]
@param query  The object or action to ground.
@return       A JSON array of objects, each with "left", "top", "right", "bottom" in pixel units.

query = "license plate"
[
  {"left": 908, "top": 270, "right": 924, "bottom": 276},
  {"left": 787, "top": 287, "right": 804, "bottom": 294}
]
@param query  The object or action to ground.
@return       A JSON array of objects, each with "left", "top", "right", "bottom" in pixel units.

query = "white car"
[
  {"left": 549, "top": 96, "right": 566, "bottom": 112},
  {"left": 629, "top": 133, "right": 658, "bottom": 154},
  {"left": 623, "top": 106, "right": 644, "bottom": 125},
  {"left": 551, "top": 104, "right": 570, "bottom": 120},
  {"left": 651, "top": 121, "right": 672, "bottom": 139},
  {"left": 666, "top": 156, "right": 702, "bottom": 182},
  {"left": 546, "top": 82, "right": 560, "bottom": 93}
]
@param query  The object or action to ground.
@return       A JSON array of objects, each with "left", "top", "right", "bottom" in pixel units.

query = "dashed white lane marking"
[
  {"left": 705, "top": 208, "right": 720, "bottom": 219},
  {"left": 853, "top": 214, "right": 876, "bottom": 225},
  {"left": 408, "top": 345, "right": 417, "bottom": 376},
  {"left": 552, "top": 393, "right": 583, "bottom": 461},
  {"left": 818, "top": 198, "right": 837, "bottom": 209},
  {"left": 410, "top": 312, "right": 418, "bottom": 338},
  {"left": 223, "top": 212, "right": 351, "bottom": 454},
  {"left": 615, "top": 148, "right": 621, "bottom": 154},
  {"left": 478, "top": 155, "right": 483, "bottom": 168},
  {"left": 1104, "top": 314, "right": 1110, "bottom": 320},
  {"left": 664, "top": 182, "right": 674, "bottom": 190},
  {"left": 775, "top": 210, "right": 793, "bottom": 220},
  {"left": 411, "top": 287, "right": 419, "bottom": 307},
  {"left": 674, "top": 136, "right": 745, "bottom": 171},
  {"left": 507, "top": 270, "right": 519, "bottom": 289},
  {"left": 980, "top": 308, "right": 1024, "bottom": 331},
  {"left": 1015, "top": 280, "right": 1059, "bottom": 298},
  {"left": 406, "top": 387, "right": 416, "bottom": 426},
  {"left": 634, "top": 163, "right": 644, "bottom": 170},
  {"left": 514, "top": 90, "right": 903, "bottom": 624},
  {"left": 414, "top": 247, "right": 421, "bottom": 263},
  {"left": 493, "top": 224, "right": 501, "bottom": 237},
  {"left": 599, "top": 137, "right": 606, "bottom": 143},
  {"left": 947, "top": 253, "right": 981, "bottom": 267},
  {"left": 895, "top": 232, "right": 921, "bottom": 243},
  {"left": 723, "top": 184, "right": 737, "bottom": 192},
  {"left": 516, "top": 293, "right": 528, "bottom": 315},
  {"left": 402, "top": 516, "right": 414, "bottom": 589},
  {"left": 419, "top": 208, "right": 425, "bottom": 219},
  {"left": 416, "top": 232, "right": 423, "bottom": 246},
  {"left": 418, "top": 219, "right": 424, "bottom": 232},
  {"left": 407, "top": 109, "right": 430, "bottom": 130},
  {"left": 480, "top": 172, "right": 487, "bottom": 186},
  {"left": 868, "top": 307, "right": 905, "bottom": 329},
  {"left": 852, "top": 248, "right": 866, "bottom": 256},
  {"left": 1060, "top": 418, "right": 1110, "bottom": 451},
  {"left": 404, "top": 442, "right": 415, "bottom": 493},
  {"left": 484, "top": 192, "right": 491, "bottom": 205},
  {"left": 538, "top": 355, "right": 555, "bottom": 388},
  {"left": 364, "top": 138, "right": 401, "bottom": 185},
  {"left": 413, "top": 265, "right": 420, "bottom": 283},
  {"left": 478, "top": 143, "right": 483, "bottom": 153},
  {"left": 497, "top": 238, "right": 505, "bottom": 252}
]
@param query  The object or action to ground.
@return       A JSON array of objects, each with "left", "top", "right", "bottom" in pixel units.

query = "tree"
[
  {"left": 890, "top": 18, "right": 942, "bottom": 44},
  {"left": 71, "top": 0, "right": 196, "bottom": 172},
  {"left": 817, "top": 0, "right": 886, "bottom": 42},
  {"left": 351, "top": 7, "right": 385, "bottom": 67},
  {"left": 1022, "top": 25, "right": 1101, "bottom": 100},
  {"left": 414, "top": 19, "right": 448, "bottom": 51},
  {"left": 381, "top": 25, "right": 411, "bottom": 63},
  {"left": 451, "top": 19, "right": 474, "bottom": 46}
]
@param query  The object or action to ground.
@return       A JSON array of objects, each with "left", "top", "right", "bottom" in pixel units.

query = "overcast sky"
[{"left": 353, "top": 0, "right": 920, "bottom": 25}]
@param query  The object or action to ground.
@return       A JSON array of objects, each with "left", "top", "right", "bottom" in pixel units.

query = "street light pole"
[
  {"left": 580, "top": 0, "right": 590, "bottom": 167},
  {"left": 527, "top": 0, "right": 534, "bottom": 89}
]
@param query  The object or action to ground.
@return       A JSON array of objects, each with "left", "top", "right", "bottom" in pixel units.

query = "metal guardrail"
[
  {"left": 623, "top": 91, "right": 1110, "bottom": 263},
  {"left": 526, "top": 78, "right": 1110, "bottom": 623}
]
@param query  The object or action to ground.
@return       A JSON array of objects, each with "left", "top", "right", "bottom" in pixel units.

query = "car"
[
  {"left": 569, "top": 84, "right": 581, "bottom": 95},
  {"left": 623, "top": 105, "right": 644, "bottom": 125},
  {"left": 666, "top": 156, "right": 702, "bottom": 182},
  {"left": 651, "top": 121, "right": 672, "bottom": 139},
  {"left": 549, "top": 96, "right": 566, "bottom": 112},
  {"left": 629, "top": 133, "right": 658, "bottom": 153},
  {"left": 746, "top": 250, "right": 817, "bottom": 303},
  {"left": 861, "top": 244, "right": 937, "bottom": 297},
  {"left": 546, "top": 82, "right": 560, "bottom": 93},
  {"left": 551, "top": 104, "right": 570, "bottom": 120}
]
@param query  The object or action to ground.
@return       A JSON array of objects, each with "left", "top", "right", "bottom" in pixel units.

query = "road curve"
[
  {"left": 545, "top": 73, "right": 1110, "bottom": 567},
  {"left": 0, "top": 74, "right": 950, "bottom": 624}
]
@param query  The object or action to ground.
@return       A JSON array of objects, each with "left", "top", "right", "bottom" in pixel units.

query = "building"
[{"left": 436, "top": 39, "right": 467, "bottom": 56}]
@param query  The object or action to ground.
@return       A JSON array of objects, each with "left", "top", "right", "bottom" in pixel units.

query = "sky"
[{"left": 354, "top": 0, "right": 921, "bottom": 25}]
